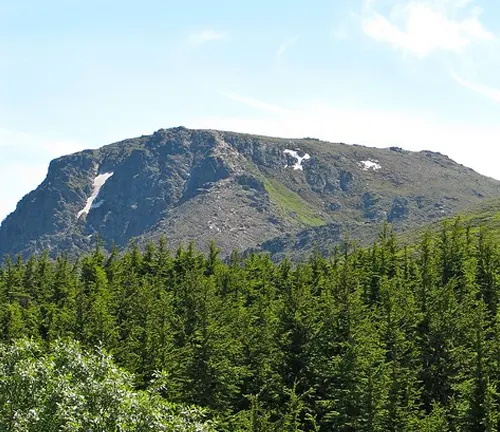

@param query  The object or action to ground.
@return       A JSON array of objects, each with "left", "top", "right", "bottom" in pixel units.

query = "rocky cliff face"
[{"left": 1, "top": 127, "right": 499, "bottom": 260}]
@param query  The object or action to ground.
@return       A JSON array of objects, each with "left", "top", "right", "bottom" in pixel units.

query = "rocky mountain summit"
[{"left": 1, "top": 127, "right": 499, "bottom": 260}]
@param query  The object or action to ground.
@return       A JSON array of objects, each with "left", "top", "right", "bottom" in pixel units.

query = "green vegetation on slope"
[
  {"left": 262, "top": 176, "right": 326, "bottom": 226},
  {"left": 460, "top": 199, "right": 500, "bottom": 239},
  {"left": 400, "top": 198, "right": 500, "bottom": 247}
]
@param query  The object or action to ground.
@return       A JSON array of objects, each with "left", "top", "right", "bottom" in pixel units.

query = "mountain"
[{"left": 1, "top": 126, "right": 499, "bottom": 260}]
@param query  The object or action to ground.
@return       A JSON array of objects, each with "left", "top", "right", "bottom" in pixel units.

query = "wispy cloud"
[
  {"left": 452, "top": 73, "right": 500, "bottom": 102},
  {"left": 276, "top": 36, "right": 299, "bottom": 58},
  {"left": 362, "top": 0, "right": 495, "bottom": 58},
  {"left": 189, "top": 29, "right": 228, "bottom": 46}
]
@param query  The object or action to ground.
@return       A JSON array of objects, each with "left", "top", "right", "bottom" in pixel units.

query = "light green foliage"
[{"left": 0, "top": 338, "right": 216, "bottom": 432}]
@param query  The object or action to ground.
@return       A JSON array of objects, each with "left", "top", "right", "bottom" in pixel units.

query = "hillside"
[
  {"left": 460, "top": 199, "right": 500, "bottom": 237},
  {"left": 255, "top": 199, "right": 500, "bottom": 262},
  {"left": 396, "top": 198, "right": 500, "bottom": 247},
  {"left": 1, "top": 126, "right": 499, "bottom": 259}
]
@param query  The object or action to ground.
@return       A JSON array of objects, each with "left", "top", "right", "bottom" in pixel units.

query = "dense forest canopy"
[{"left": 1, "top": 220, "right": 500, "bottom": 431}]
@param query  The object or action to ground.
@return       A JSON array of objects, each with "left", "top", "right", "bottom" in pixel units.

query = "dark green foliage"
[{"left": 1, "top": 220, "right": 500, "bottom": 430}]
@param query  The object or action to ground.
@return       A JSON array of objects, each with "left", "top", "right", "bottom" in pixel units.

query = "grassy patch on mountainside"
[
  {"left": 262, "top": 177, "right": 326, "bottom": 227},
  {"left": 461, "top": 200, "right": 500, "bottom": 239},
  {"left": 400, "top": 199, "right": 500, "bottom": 246}
]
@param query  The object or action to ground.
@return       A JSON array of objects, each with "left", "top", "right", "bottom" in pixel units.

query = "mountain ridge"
[{"left": 1, "top": 126, "right": 499, "bottom": 260}]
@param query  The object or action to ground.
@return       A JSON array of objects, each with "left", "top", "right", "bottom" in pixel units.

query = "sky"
[{"left": 1, "top": 0, "right": 500, "bottom": 223}]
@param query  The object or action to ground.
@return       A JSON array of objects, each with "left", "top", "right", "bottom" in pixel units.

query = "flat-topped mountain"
[{"left": 1, "top": 127, "right": 499, "bottom": 259}]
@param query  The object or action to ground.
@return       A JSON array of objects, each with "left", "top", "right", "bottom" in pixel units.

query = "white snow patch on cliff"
[
  {"left": 359, "top": 160, "right": 381, "bottom": 171},
  {"left": 77, "top": 172, "right": 114, "bottom": 218},
  {"left": 284, "top": 149, "right": 311, "bottom": 171}
]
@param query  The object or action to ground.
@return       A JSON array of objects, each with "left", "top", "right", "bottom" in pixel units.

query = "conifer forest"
[{"left": 1, "top": 221, "right": 500, "bottom": 431}]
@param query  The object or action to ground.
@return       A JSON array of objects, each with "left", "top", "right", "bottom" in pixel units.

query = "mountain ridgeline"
[{"left": 1, "top": 127, "right": 499, "bottom": 260}]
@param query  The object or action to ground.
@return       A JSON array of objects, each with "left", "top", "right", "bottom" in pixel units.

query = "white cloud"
[
  {"left": 276, "top": 36, "right": 299, "bottom": 57},
  {"left": 452, "top": 73, "right": 500, "bottom": 102},
  {"left": 191, "top": 92, "right": 500, "bottom": 181},
  {"left": 189, "top": 29, "right": 227, "bottom": 46},
  {"left": 362, "top": 0, "right": 495, "bottom": 58}
]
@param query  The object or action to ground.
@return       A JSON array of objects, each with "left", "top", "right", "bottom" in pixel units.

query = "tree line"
[{"left": 1, "top": 220, "right": 499, "bottom": 431}]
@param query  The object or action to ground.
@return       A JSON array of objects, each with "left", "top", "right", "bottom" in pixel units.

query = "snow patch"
[
  {"left": 284, "top": 149, "right": 311, "bottom": 171},
  {"left": 359, "top": 160, "right": 381, "bottom": 171},
  {"left": 77, "top": 172, "right": 114, "bottom": 218}
]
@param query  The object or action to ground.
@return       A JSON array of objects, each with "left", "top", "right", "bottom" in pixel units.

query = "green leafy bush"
[{"left": 0, "top": 338, "right": 216, "bottom": 432}]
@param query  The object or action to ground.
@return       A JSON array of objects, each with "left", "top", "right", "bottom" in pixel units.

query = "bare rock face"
[{"left": 1, "top": 127, "right": 499, "bottom": 260}]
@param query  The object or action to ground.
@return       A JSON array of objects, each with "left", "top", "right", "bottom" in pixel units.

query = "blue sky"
[{"left": 1, "top": 0, "right": 500, "bottom": 223}]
